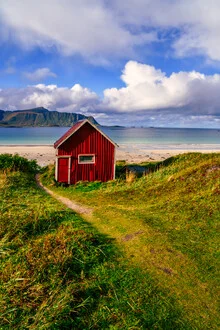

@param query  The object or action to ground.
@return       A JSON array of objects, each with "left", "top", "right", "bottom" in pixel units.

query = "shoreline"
[
  {"left": 1, "top": 143, "right": 220, "bottom": 148},
  {"left": 0, "top": 144, "right": 219, "bottom": 166}
]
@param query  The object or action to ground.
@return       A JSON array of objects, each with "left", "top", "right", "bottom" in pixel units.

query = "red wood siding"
[{"left": 56, "top": 122, "right": 115, "bottom": 184}]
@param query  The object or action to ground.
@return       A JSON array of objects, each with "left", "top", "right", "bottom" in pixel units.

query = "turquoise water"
[
  {"left": 103, "top": 127, "right": 220, "bottom": 145},
  {"left": 0, "top": 127, "right": 69, "bottom": 145},
  {"left": 0, "top": 126, "right": 219, "bottom": 148}
]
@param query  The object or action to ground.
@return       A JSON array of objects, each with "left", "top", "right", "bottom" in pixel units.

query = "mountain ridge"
[{"left": 0, "top": 107, "right": 98, "bottom": 127}]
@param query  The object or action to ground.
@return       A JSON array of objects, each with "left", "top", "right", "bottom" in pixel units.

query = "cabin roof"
[{"left": 54, "top": 119, "right": 118, "bottom": 149}]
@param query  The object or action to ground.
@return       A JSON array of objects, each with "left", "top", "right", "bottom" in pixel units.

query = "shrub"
[{"left": 0, "top": 153, "right": 39, "bottom": 174}]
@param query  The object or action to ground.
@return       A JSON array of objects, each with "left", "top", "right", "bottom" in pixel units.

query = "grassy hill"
[
  {"left": 41, "top": 152, "right": 220, "bottom": 329},
  {"left": 0, "top": 153, "right": 219, "bottom": 328},
  {"left": 0, "top": 107, "right": 98, "bottom": 127},
  {"left": 0, "top": 154, "right": 188, "bottom": 329}
]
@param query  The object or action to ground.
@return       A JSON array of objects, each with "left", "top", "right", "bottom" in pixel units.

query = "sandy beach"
[{"left": 0, "top": 145, "right": 219, "bottom": 166}]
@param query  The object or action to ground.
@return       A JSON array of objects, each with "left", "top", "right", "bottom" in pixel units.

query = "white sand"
[
  {"left": 0, "top": 144, "right": 219, "bottom": 166},
  {"left": 0, "top": 146, "right": 56, "bottom": 166}
]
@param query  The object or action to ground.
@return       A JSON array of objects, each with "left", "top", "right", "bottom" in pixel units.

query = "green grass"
[
  {"left": 0, "top": 153, "right": 39, "bottom": 173},
  {"left": 0, "top": 156, "right": 189, "bottom": 329},
  {"left": 41, "top": 152, "right": 220, "bottom": 329}
]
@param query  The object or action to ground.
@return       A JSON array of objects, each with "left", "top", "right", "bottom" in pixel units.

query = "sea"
[{"left": 0, "top": 126, "right": 220, "bottom": 150}]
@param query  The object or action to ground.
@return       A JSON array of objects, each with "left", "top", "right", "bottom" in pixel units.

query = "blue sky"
[{"left": 0, "top": 0, "right": 220, "bottom": 128}]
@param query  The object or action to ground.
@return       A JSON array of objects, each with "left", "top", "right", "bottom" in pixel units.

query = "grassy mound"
[
  {"left": 0, "top": 157, "right": 188, "bottom": 328},
  {"left": 41, "top": 152, "right": 220, "bottom": 329}
]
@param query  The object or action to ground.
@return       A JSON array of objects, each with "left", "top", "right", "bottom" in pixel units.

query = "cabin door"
[{"left": 57, "top": 157, "right": 71, "bottom": 183}]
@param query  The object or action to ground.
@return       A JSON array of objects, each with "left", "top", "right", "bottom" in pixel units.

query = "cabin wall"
[{"left": 57, "top": 122, "right": 115, "bottom": 184}]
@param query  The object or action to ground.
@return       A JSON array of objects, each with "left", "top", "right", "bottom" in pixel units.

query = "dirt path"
[{"left": 36, "top": 174, "right": 93, "bottom": 215}]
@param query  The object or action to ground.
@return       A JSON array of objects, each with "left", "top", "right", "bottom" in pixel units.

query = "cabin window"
[{"left": 78, "top": 154, "right": 95, "bottom": 164}]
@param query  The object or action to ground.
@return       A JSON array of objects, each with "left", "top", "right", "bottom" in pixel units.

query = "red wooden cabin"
[{"left": 54, "top": 119, "right": 117, "bottom": 184}]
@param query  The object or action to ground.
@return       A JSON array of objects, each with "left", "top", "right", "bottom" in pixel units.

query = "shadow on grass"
[{"left": 1, "top": 209, "right": 191, "bottom": 329}]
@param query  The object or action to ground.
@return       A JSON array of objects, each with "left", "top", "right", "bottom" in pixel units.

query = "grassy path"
[
  {"left": 36, "top": 174, "right": 93, "bottom": 215},
  {"left": 41, "top": 153, "right": 220, "bottom": 329}
]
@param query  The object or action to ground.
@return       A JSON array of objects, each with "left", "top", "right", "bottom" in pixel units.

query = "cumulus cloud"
[
  {"left": 1, "top": 0, "right": 220, "bottom": 63},
  {"left": 0, "top": 83, "right": 99, "bottom": 113},
  {"left": 0, "top": 0, "right": 156, "bottom": 63},
  {"left": 103, "top": 61, "right": 220, "bottom": 116},
  {"left": 0, "top": 61, "right": 220, "bottom": 127},
  {"left": 23, "top": 68, "right": 57, "bottom": 81}
]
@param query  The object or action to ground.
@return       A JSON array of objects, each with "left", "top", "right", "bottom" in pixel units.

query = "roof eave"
[{"left": 54, "top": 120, "right": 87, "bottom": 149}]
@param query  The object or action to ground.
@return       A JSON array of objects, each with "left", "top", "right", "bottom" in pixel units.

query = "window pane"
[{"left": 79, "top": 155, "right": 95, "bottom": 163}]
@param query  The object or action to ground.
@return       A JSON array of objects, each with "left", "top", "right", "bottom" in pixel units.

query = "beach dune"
[{"left": 0, "top": 145, "right": 219, "bottom": 166}]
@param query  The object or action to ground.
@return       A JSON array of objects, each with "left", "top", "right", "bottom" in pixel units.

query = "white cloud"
[
  {"left": 4, "top": 67, "right": 16, "bottom": 74},
  {"left": 1, "top": 1, "right": 220, "bottom": 63},
  {"left": 0, "top": 61, "right": 220, "bottom": 128},
  {"left": 0, "top": 83, "right": 99, "bottom": 113},
  {"left": 103, "top": 61, "right": 220, "bottom": 115},
  {"left": 110, "top": 0, "right": 220, "bottom": 62},
  {"left": 0, "top": 0, "right": 156, "bottom": 64},
  {"left": 23, "top": 68, "right": 57, "bottom": 81},
  {"left": 3, "top": 56, "right": 17, "bottom": 74}
]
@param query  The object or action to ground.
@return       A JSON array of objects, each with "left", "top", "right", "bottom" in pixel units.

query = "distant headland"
[{"left": 0, "top": 107, "right": 98, "bottom": 127}]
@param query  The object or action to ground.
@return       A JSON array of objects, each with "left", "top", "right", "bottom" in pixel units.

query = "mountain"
[{"left": 0, "top": 107, "right": 98, "bottom": 127}]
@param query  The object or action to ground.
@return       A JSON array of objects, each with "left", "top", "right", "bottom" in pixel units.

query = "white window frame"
[{"left": 78, "top": 154, "right": 95, "bottom": 164}]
